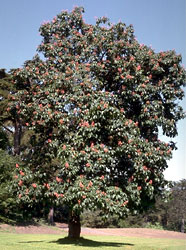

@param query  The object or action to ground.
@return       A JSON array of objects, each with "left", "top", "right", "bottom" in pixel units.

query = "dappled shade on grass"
[{"left": 49, "top": 236, "right": 134, "bottom": 248}]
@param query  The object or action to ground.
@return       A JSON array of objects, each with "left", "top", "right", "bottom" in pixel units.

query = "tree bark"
[
  {"left": 68, "top": 211, "right": 81, "bottom": 238},
  {"left": 14, "top": 119, "right": 22, "bottom": 155},
  {"left": 48, "top": 207, "right": 54, "bottom": 225},
  {"left": 181, "top": 218, "right": 184, "bottom": 233}
]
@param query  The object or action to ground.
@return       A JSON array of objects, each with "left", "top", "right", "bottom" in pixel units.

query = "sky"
[{"left": 0, "top": 0, "right": 185, "bottom": 181}]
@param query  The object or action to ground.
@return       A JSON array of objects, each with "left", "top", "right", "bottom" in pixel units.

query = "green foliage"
[
  {"left": 0, "top": 149, "right": 44, "bottom": 223},
  {"left": 80, "top": 209, "right": 164, "bottom": 229},
  {"left": 0, "top": 69, "right": 13, "bottom": 123},
  {"left": 81, "top": 210, "right": 119, "bottom": 228},
  {"left": 0, "top": 149, "right": 21, "bottom": 222},
  {"left": 164, "top": 180, "right": 186, "bottom": 232},
  {"left": 145, "top": 222, "right": 164, "bottom": 230},
  {"left": 0, "top": 128, "right": 9, "bottom": 150},
  {"left": 119, "top": 180, "right": 186, "bottom": 232},
  {"left": 9, "top": 7, "right": 186, "bottom": 221}
]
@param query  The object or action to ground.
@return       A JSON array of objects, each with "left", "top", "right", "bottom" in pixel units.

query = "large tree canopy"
[{"left": 9, "top": 7, "right": 186, "bottom": 238}]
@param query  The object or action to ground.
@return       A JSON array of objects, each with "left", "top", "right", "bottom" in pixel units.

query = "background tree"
[
  {"left": 165, "top": 180, "right": 186, "bottom": 233},
  {"left": 10, "top": 7, "right": 186, "bottom": 238},
  {"left": 0, "top": 68, "right": 24, "bottom": 155},
  {"left": 0, "top": 70, "right": 41, "bottom": 223},
  {"left": 128, "top": 180, "right": 186, "bottom": 232}
]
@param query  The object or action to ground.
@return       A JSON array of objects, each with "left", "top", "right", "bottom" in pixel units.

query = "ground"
[{"left": 0, "top": 223, "right": 186, "bottom": 239}]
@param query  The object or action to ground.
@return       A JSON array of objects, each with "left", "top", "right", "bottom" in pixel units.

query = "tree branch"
[{"left": 2, "top": 125, "right": 13, "bottom": 134}]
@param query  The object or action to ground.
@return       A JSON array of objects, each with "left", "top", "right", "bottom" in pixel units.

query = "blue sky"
[{"left": 0, "top": 0, "right": 185, "bottom": 181}]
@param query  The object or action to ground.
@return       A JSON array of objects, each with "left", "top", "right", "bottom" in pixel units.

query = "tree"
[
  {"left": 166, "top": 180, "right": 186, "bottom": 232},
  {"left": 0, "top": 69, "right": 23, "bottom": 155},
  {"left": 10, "top": 7, "right": 186, "bottom": 238},
  {"left": 134, "top": 179, "right": 186, "bottom": 232},
  {"left": 0, "top": 148, "right": 20, "bottom": 222}
]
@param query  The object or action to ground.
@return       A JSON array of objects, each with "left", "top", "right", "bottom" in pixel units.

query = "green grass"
[{"left": 0, "top": 232, "right": 186, "bottom": 250}]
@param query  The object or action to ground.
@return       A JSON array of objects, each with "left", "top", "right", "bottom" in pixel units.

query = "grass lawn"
[{"left": 0, "top": 232, "right": 186, "bottom": 250}]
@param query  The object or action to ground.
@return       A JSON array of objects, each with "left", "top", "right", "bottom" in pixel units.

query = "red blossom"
[
  {"left": 65, "top": 162, "right": 69, "bottom": 168},
  {"left": 143, "top": 166, "right": 148, "bottom": 171},
  {"left": 44, "top": 183, "right": 50, "bottom": 189},
  {"left": 79, "top": 182, "right": 84, "bottom": 188},
  {"left": 18, "top": 180, "right": 23, "bottom": 186},
  {"left": 20, "top": 171, "right": 24, "bottom": 176},
  {"left": 128, "top": 176, "right": 134, "bottom": 182},
  {"left": 103, "top": 103, "right": 108, "bottom": 108},
  {"left": 134, "top": 121, "right": 138, "bottom": 127},
  {"left": 126, "top": 74, "right": 132, "bottom": 79},
  {"left": 122, "top": 200, "right": 129, "bottom": 206},
  {"left": 59, "top": 119, "right": 64, "bottom": 124},
  {"left": 32, "top": 183, "right": 37, "bottom": 188},
  {"left": 88, "top": 181, "right": 93, "bottom": 187},
  {"left": 56, "top": 177, "right": 62, "bottom": 183},
  {"left": 167, "top": 149, "right": 172, "bottom": 154},
  {"left": 136, "top": 65, "right": 141, "bottom": 71},
  {"left": 54, "top": 192, "right": 59, "bottom": 198},
  {"left": 118, "top": 68, "right": 122, "bottom": 73},
  {"left": 104, "top": 148, "right": 108, "bottom": 153}
]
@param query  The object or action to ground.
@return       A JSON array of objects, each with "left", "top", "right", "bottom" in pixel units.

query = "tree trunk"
[
  {"left": 68, "top": 211, "right": 81, "bottom": 238},
  {"left": 181, "top": 218, "right": 184, "bottom": 233},
  {"left": 48, "top": 207, "right": 54, "bottom": 225},
  {"left": 14, "top": 119, "right": 22, "bottom": 155}
]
